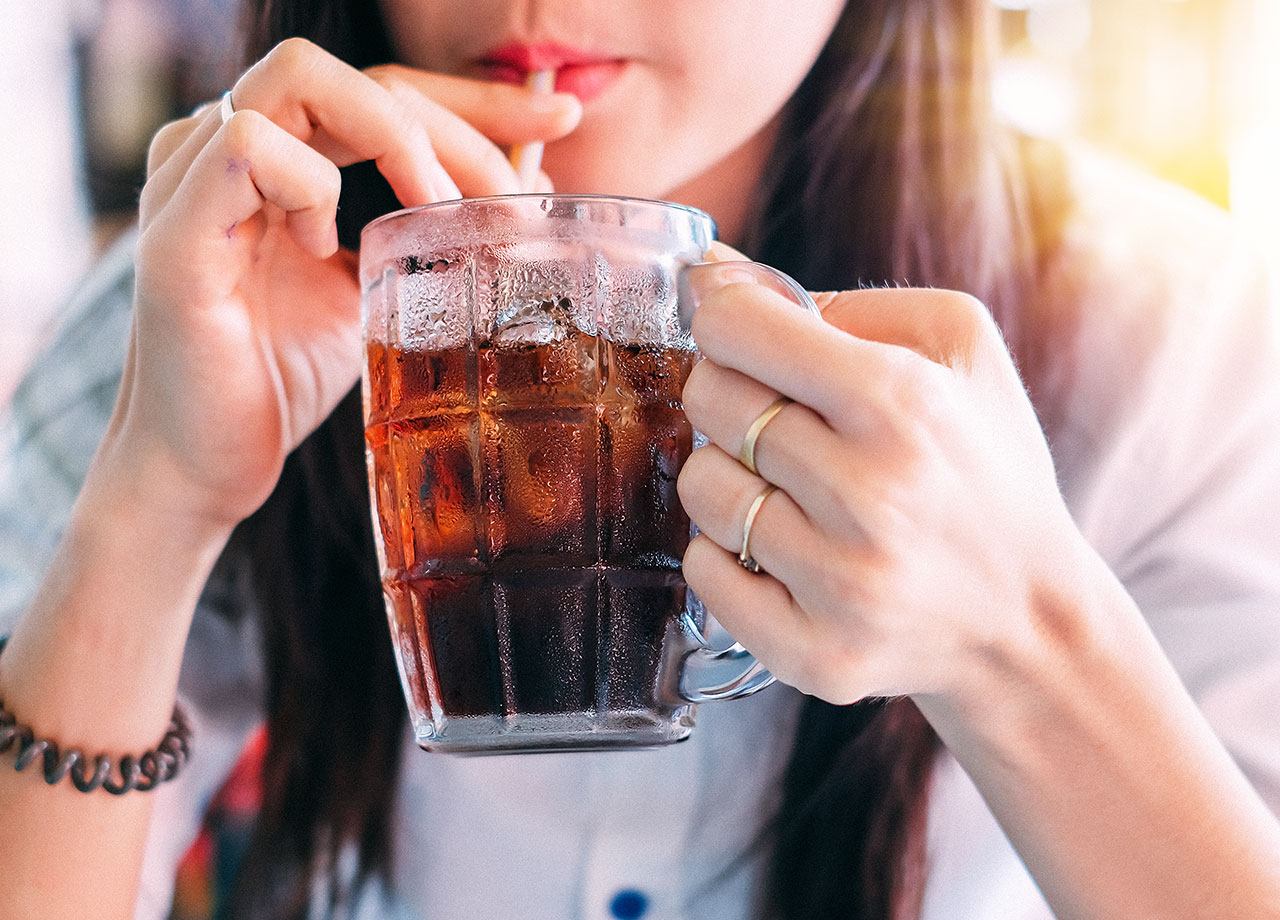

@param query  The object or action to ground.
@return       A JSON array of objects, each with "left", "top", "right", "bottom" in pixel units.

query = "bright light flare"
[{"left": 994, "top": 56, "right": 1080, "bottom": 138}]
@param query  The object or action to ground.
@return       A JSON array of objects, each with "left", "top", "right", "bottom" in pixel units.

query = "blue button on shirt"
[{"left": 610, "top": 889, "right": 649, "bottom": 919}]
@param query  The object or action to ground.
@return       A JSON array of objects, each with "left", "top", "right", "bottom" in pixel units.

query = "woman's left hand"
[
  {"left": 679, "top": 262, "right": 1280, "bottom": 920},
  {"left": 678, "top": 263, "right": 1090, "bottom": 707}
]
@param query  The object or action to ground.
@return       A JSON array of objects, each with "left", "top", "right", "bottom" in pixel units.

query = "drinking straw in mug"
[{"left": 509, "top": 69, "right": 556, "bottom": 192}]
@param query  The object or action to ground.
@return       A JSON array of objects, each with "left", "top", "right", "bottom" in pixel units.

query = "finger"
[
  {"left": 814, "top": 288, "right": 1006, "bottom": 372},
  {"left": 677, "top": 443, "right": 827, "bottom": 590},
  {"left": 688, "top": 278, "right": 934, "bottom": 432},
  {"left": 704, "top": 241, "right": 750, "bottom": 262},
  {"left": 368, "top": 65, "right": 582, "bottom": 144},
  {"left": 141, "top": 106, "right": 226, "bottom": 224},
  {"left": 691, "top": 265, "right": 999, "bottom": 372},
  {"left": 681, "top": 358, "right": 851, "bottom": 526},
  {"left": 146, "top": 110, "right": 213, "bottom": 178},
  {"left": 229, "top": 39, "right": 441, "bottom": 208},
  {"left": 682, "top": 534, "right": 828, "bottom": 698},
  {"left": 164, "top": 109, "right": 343, "bottom": 262},
  {"left": 375, "top": 75, "right": 519, "bottom": 197},
  {"left": 368, "top": 65, "right": 583, "bottom": 197},
  {"left": 532, "top": 169, "right": 556, "bottom": 194}
]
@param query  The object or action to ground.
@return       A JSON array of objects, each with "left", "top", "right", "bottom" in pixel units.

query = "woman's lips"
[{"left": 476, "top": 42, "right": 626, "bottom": 104}]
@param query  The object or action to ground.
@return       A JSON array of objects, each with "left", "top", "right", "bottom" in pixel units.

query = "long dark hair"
[{"left": 223, "top": 2, "right": 1061, "bottom": 918}]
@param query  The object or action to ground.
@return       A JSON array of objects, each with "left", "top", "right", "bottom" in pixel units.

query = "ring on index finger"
[
  {"left": 739, "top": 397, "right": 791, "bottom": 477},
  {"left": 219, "top": 90, "right": 236, "bottom": 125}
]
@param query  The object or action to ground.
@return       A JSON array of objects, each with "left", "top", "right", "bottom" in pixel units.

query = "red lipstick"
[{"left": 477, "top": 42, "right": 626, "bottom": 104}]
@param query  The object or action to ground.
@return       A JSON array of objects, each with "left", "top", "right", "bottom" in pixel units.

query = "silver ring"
[
  {"left": 219, "top": 90, "right": 235, "bottom": 125},
  {"left": 738, "top": 484, "right": 778, "bottom": 574}
]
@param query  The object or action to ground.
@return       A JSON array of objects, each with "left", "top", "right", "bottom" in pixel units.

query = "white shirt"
[{"left": 2, "top": 150, "right": 1279, "bottom": 920}]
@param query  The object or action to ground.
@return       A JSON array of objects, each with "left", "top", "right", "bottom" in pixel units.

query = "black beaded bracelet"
[{"left": 0, "top": 635, "right": 191, "bottom": 794}]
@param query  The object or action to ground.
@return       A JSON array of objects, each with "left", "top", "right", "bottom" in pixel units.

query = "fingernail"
[
  {"left": 678, "top": 261, "right": 760, "bottom": 328},
  {"left": 682, "top": 261, "right": 762, "bottom": 303},
  {"left": 526, "top": 93, "right": 583, "bottom": 134},
  {"left": 678, "top": 260, "right": 822, "bottom": 327}
]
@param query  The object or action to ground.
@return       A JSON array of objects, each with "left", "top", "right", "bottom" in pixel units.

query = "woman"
[{"left": 1, "top": 0, "right": 1279, "bottom": 917}]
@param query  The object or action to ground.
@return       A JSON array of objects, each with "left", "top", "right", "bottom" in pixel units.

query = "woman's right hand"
[
  {"left": 117, "top": 38, "right": 581, "bottom": 531},
  {"left": 0, "top": 41, "right": 581, "bottom": 919}
]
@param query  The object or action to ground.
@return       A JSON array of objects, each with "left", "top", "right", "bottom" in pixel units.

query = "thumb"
[
  {"left": 698, "top": 244, "right": 817, "bottom": 315},
  {"left": 681, "top": 250, "right": 822, "bottom": 325}
]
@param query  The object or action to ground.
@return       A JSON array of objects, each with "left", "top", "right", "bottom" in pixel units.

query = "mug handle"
[
  {"left": 678, "top": 613, "right": 776, "bottom": 702},
  {"left": 676, "top": 261, "right": 822, "bottom": 703},
  {"left": 678, "top": 259, "right": 823, "bottom": 327}
]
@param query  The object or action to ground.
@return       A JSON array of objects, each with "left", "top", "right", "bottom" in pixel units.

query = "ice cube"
[
  {"left": 481, "top": 245, "right": 596, "bottom": 345},
  {"left": 396, "top": 251, "right": 473, "bottom": 349},
  {"left": 481, "top": 408, "right": 597, "bottom": 566},
  {"left": 492, "top": 291, "right": 575, "bottom": 346},
  {"left": 599, "top": 403, "right": 692, "bottom": 566},
  {"left": 388, "top": 413, "right": 483, "bottom": 573},
  {"left": 598, "top": 260, "right": 684, "bottom": 346}
]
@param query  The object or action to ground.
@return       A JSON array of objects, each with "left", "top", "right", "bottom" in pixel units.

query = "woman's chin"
[{"left": 540, "top": 146, "right": 680, "bottom": 201}]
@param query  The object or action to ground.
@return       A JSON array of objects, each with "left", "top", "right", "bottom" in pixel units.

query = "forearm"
[
  {"left": 0, "top": 441, "right": 234, "bottom": 917},
  {"left": 916, "top": 543, "right": 1280, "bottom": 920}
]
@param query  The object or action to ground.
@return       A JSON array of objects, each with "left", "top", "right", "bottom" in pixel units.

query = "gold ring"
[
  {"left": 738, "top": 484, "right": 778, "bottom": 574},
  {"left": 219, "top": 90, "right": 235, "bottom": 125},
  {"left": 739, "top": 396, "right": 791, "bottom": 476}
]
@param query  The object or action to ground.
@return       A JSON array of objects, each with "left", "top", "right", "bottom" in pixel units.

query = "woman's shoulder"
[
  {"left": 1026, "top": 144, "right": 1280, "bottom": 539},
  {"left": 1040, "top": 144, "right": 1270, "bottom": 330},
  {"left": 1023, "top": 143, "right": 1275, "bottom": 406}
]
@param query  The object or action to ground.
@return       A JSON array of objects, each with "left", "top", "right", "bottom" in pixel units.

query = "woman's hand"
[
  {"left": 677, "top": 263, "right": 1091, "bottom": 708},
  {"left": 0, "top": 44, "right": 568, "bottom": 915},
  {"left": 678, "top": 262, "right": 1280, "bottom": 920},
  {"left": 115, "top": 39, "right": 581, "bottom": 530}
]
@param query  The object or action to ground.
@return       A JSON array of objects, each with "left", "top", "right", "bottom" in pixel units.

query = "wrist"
[
  {"left": 0, "top": 437, "right": 238, "bottom": 752},
  {"left": 915, "top": 530, "right": 1144, "bottom": 752},
  {"left": 912, "top": 534, "right": 1280, "bottom": 920},
  {"left": 87, "top": 420, "right": 256, "bottom": 543}
]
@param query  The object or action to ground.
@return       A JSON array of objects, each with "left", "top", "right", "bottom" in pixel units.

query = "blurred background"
[
  {"left": 2, "top": 0, "right": 1279, "bottom": 404},
  {"left": 993, "top": 0, "right": 1280, "bottom": 255},
  {"left": 0, "top": 1, "right": 1277, "bottom": 912},
  {"left": 1, "top": 0, "right": 238, "bottom": 403}
]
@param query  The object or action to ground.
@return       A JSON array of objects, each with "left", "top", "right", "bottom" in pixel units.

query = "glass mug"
[{"left": 360, "top": 194, "right": 817, "bottom": 754}]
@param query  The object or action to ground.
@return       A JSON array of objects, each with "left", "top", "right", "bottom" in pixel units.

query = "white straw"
[{"left": 509, "top": 69, "right": 557, "bottom": 193}]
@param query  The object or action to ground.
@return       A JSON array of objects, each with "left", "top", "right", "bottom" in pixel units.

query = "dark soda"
[{"left": 365, "top": 331, "right": 697, "bottom": 746}]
